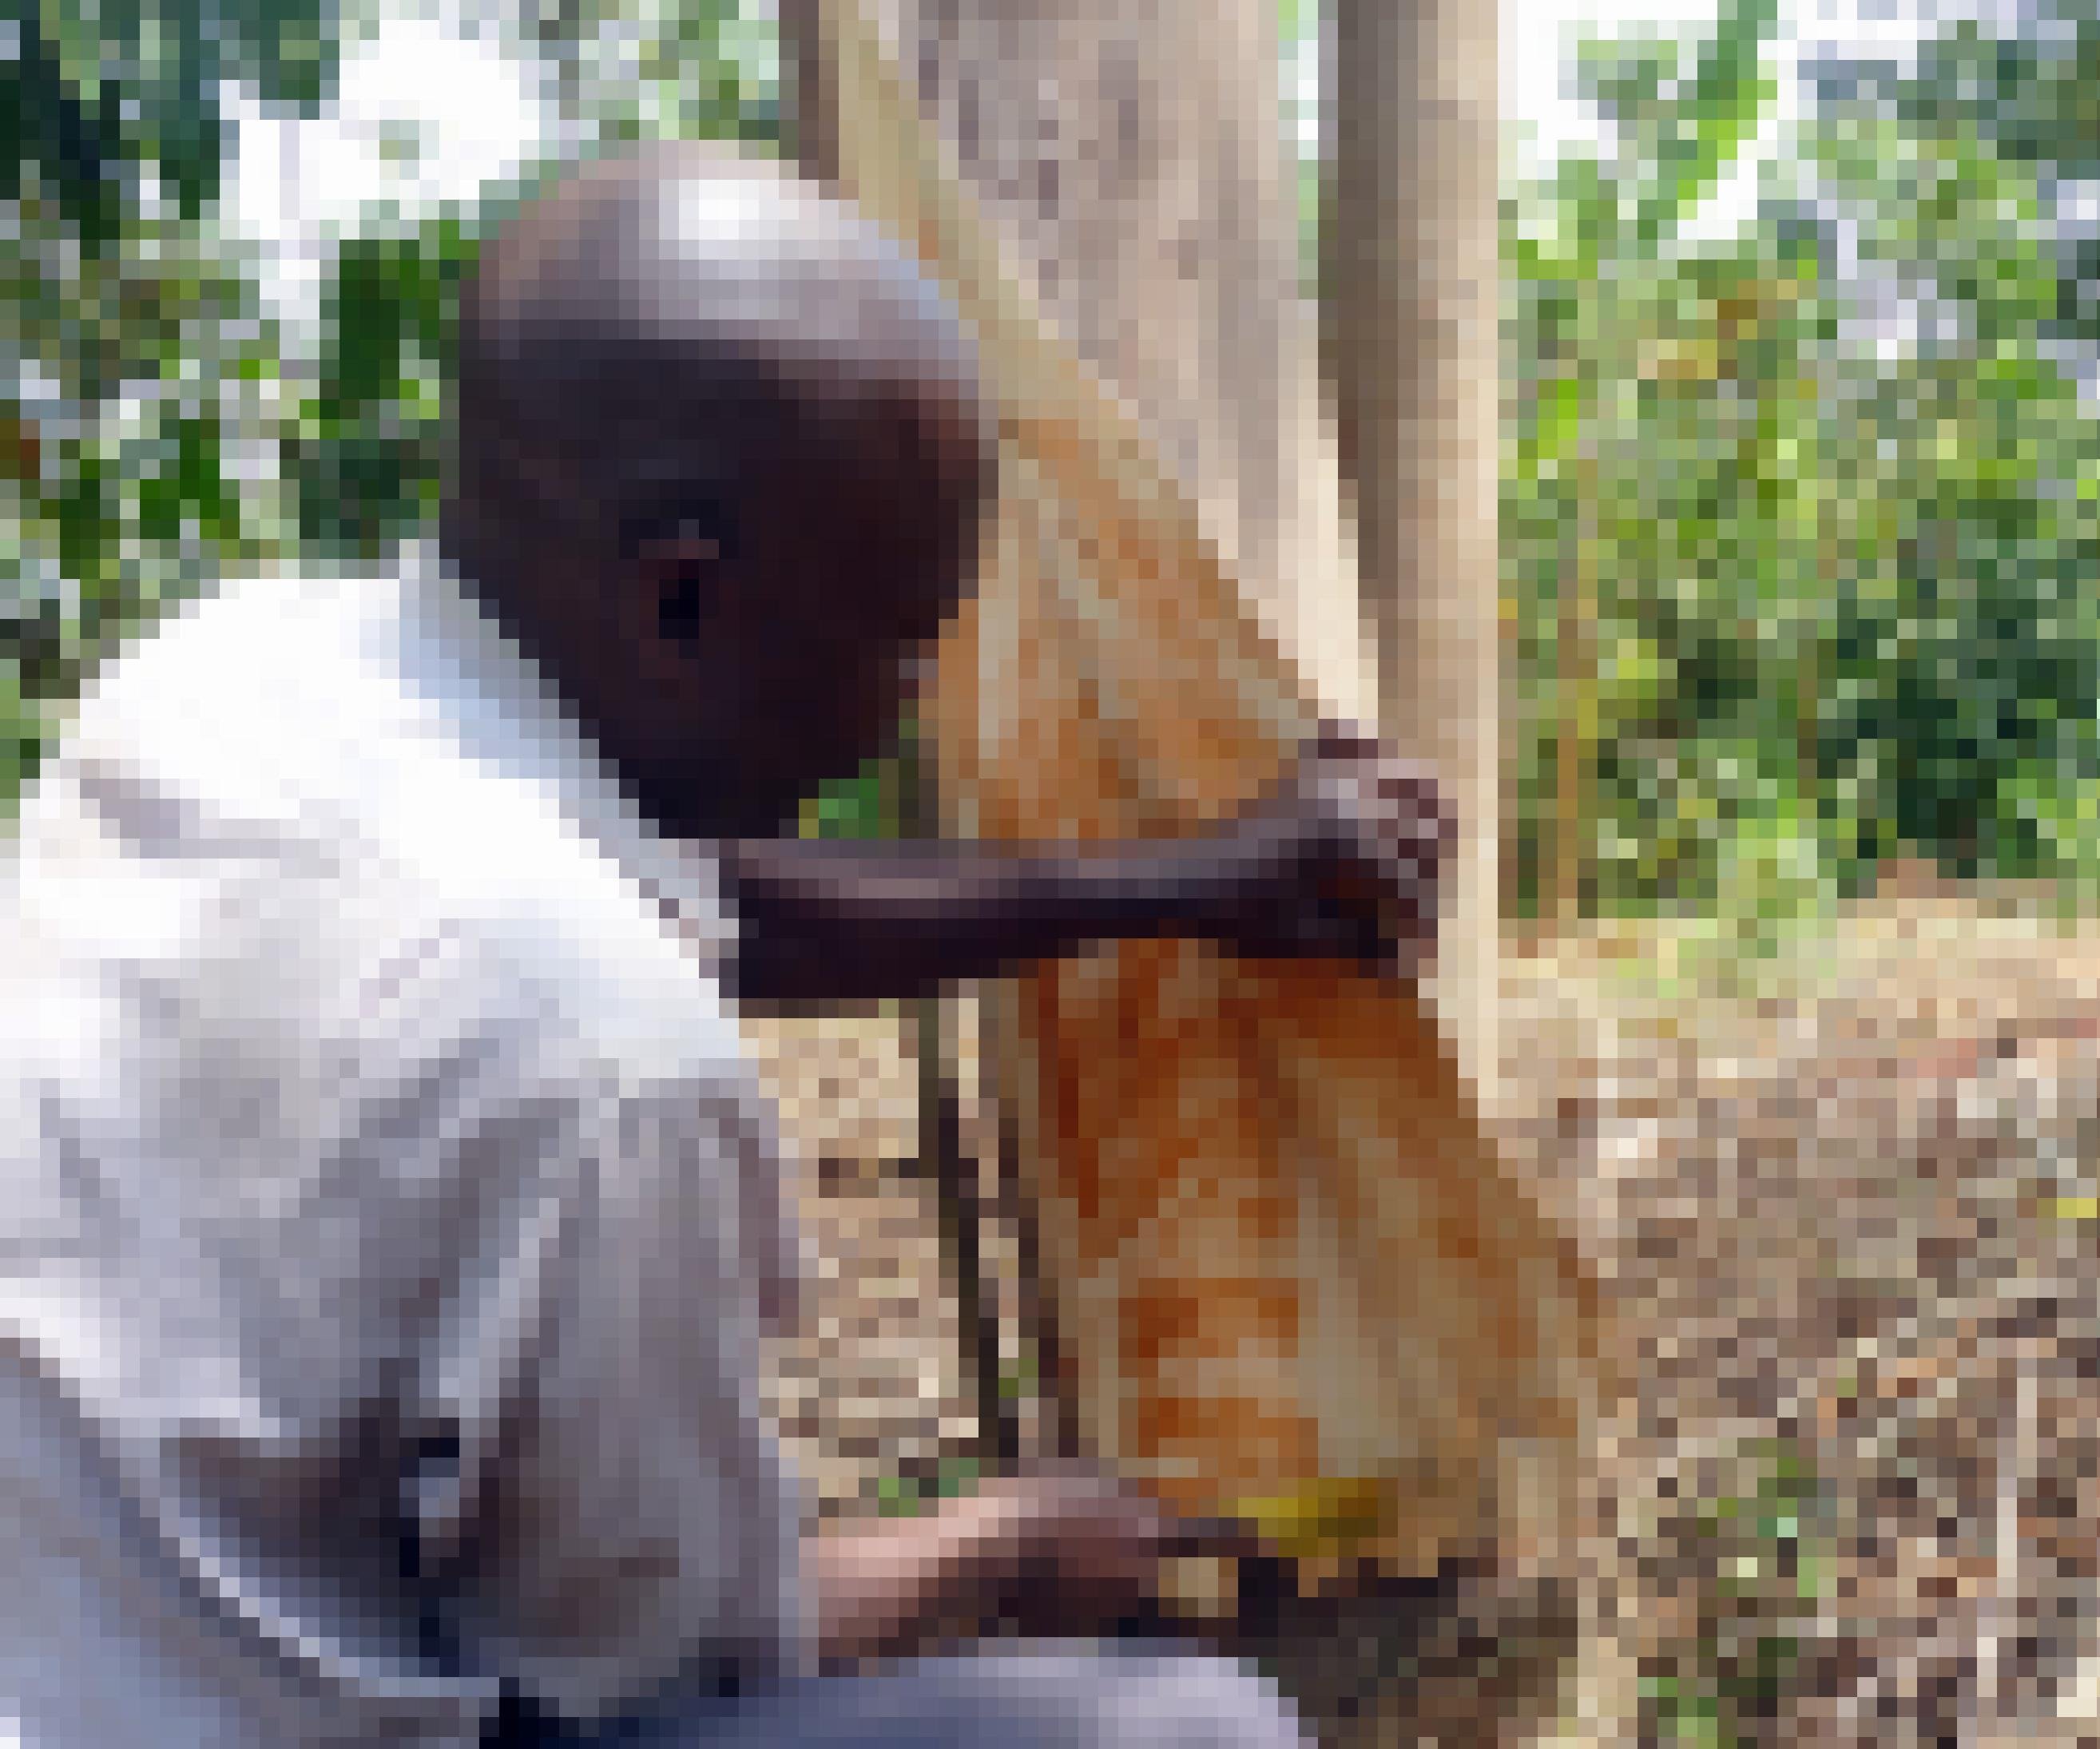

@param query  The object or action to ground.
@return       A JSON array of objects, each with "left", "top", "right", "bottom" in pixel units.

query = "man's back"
[{"left": 0, "top": 553, "right": 805, "bottom": 1747}]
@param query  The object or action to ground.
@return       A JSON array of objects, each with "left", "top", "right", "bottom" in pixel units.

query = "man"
[{"left": 0, "top": 142, "right": 1448, "bottom": 1747}]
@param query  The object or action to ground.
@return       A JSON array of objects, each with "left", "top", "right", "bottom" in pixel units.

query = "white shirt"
[{"left": 0, "top": 546, "right": 808, "bottom": 1747}]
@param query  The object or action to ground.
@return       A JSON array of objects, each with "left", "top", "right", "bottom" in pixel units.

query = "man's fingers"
[
  {"left": 1311, "top": 717, "right": 1382, "bottom": 761},
  {"left": 1300, "top": 744, "right": 1451, "bottom": 852},
  {"left": 1230, "top": 734, "right": 1453, "bottom": 977},
  {"left": 1159, "top": 1514, "right": 1274, "bottom": 1562}
]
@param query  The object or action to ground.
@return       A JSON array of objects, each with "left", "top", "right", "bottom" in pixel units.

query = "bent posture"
[{"left": 0, "top": 143, "right": 1447, "bottom": 1748}]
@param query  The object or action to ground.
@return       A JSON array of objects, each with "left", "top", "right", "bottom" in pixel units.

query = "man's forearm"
[{"left": 719, "top": 831, "right": 1271, "bottom": 1007}]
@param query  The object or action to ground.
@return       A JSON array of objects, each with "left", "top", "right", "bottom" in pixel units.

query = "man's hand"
[
  {"left": 808, "top": 1465, "right": 1203, "bottom": 1664},
  {"left": 1213, "top": 723, "right": 1455, "bottom": 978},
  {"left": 971, "top": 1465, "right": 1185, "bottom": 1639}
]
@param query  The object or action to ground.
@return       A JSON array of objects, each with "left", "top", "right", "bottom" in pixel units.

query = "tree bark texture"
[{"left": 1324, "top": 0, "right": 1505, "bottom": 1103}]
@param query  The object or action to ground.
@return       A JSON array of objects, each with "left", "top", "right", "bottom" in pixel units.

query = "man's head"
[{"left": 445, "top": 142, "right": 998, "bottom": 839}]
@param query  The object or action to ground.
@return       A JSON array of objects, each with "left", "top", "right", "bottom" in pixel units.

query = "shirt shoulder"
[{"left": 22, "top": 554, "right": 743, "bottom": 1077}]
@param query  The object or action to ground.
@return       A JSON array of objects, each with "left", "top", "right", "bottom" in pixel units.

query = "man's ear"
[
  {"left": 621, "top": 493, "right": 740, "bottom": 652},
  {"left": 651, "top": 534, "right": 723, "bottom": 649}
]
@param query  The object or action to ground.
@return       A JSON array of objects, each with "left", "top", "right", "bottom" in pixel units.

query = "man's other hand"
[
  {"left": 974, "top": 1465, "right": 1185, "bottom": 1639},
  {"left": 809, "top": 1465, "right": 1201, "bottom": 1664},
  {"left": 1217, "top": 723, "right": 1455, "bottom": 978}
]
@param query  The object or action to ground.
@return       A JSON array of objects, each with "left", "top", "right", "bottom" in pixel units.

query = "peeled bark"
[{"left": 780, "top": 0, "right": 1607, "bottom": 1588}]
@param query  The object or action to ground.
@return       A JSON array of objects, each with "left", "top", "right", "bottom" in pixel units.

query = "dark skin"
[
  {"left": 447, "top": 159, "right": 1455, "bottom": 1670},
  {"left": 722, "top": 759, "right": 1447, "bottom": 1009}
]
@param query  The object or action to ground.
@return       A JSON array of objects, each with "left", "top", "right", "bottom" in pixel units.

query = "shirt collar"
[{"left": 391, "top": 541, "right": 734, "bottom": 957}]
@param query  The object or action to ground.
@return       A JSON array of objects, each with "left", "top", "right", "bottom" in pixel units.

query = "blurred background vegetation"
[
  {"left": 3, "top": 0, "right": 2096, "bottom": 919},
  {"left": 1505, "top": 0, "right": 2100, "bottom": 930}
]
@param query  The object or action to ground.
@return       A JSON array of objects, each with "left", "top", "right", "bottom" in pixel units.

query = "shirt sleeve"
[{"left": 414, "top": 1061, "right": 811, "bottom": 1725}]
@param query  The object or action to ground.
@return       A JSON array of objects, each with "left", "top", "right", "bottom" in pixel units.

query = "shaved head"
[
  {"left": 459, "top": 145, "right": 985, "bottom": 440},
  {"left": 442, "top": 143, "right": 999, "bottom": 836}
]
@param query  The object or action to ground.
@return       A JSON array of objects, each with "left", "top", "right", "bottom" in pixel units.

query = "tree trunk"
[
  {"left": 1324, "top": 0, "right": 1503, "bottom": 1105},
  {"left": 844, "top": 0, "right": 1364, "bottom": 717},
  {"left": 788, "top": 0, "right": 1371, "bottom": 1491},
  {"left": 778, "top": 16, "right": 1613, "bottom": 1740}
]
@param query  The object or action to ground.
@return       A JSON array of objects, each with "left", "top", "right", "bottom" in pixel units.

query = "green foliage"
[
  {"left": 2, "top": 0, "right": 336, "bottom": 245},
  {"left": 1505, "top": 0, "right": 2100, "bottom": 922},
  {"left": 871, "top": 1455, "right": 983, "bottom": 1519},
  {"left": 1569, "top": 0, "right": 1780, "bottom": 252},
  {"left": 523, "top": 0, "right": 780, "bottom": 155},
  {"left": 799, "top": 755, "right": 905, "bottom": 842},
  {"left": 1887, "top": 0, "right": 2099, "bottom": 296},
  {"left": 1641, "top": 1439, "right": 1828, "bottom": 1747},
  {"left": 2, "top": 0, "right": 320, "bottom": 810},
  {"left": 800, "top": 715, "right": 922, "bottom": 842},
  {"left": 288, "top": 211, "right": 482, "bottom": 561}
]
